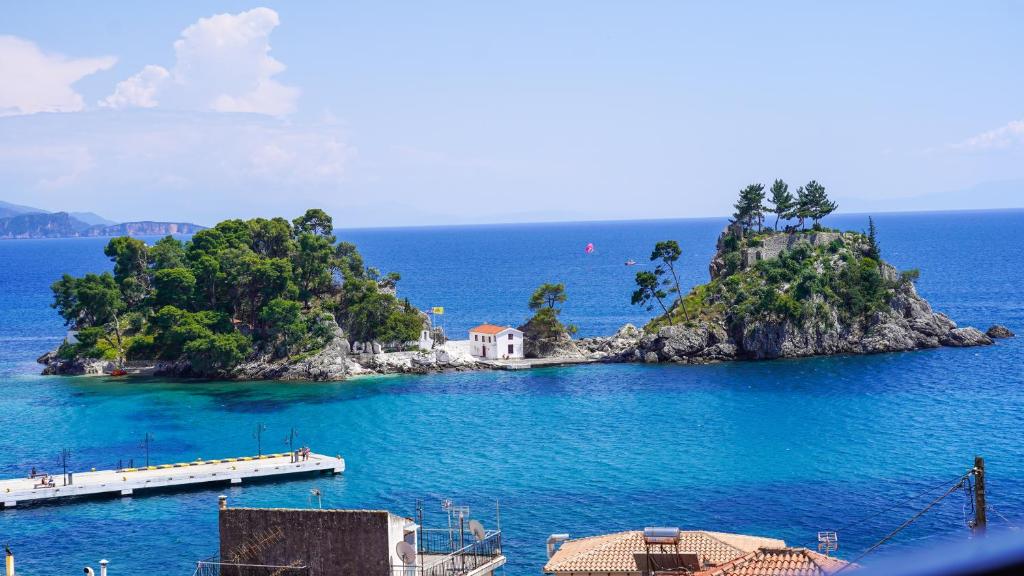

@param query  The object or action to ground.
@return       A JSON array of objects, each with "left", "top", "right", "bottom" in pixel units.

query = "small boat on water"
[
  {"left": 110, "top": 368, "right": 127, "bottom": 377},
  {"left": 625, "top": 259, "right": 637, "bottom": 266}
]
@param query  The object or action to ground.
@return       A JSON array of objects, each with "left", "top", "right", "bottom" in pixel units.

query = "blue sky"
[{"left": 1, "top": 1, "right": 1022, "bottom": 226}]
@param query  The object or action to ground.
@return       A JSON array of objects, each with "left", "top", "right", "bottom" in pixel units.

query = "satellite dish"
[
  {"left": 396, "top": 541, "right": 416, "bottom": 565},
  {"left": 469, "top": 520, "right": 486, "bottom": 541}
]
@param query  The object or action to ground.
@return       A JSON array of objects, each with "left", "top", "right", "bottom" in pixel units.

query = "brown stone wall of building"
[{"left": 219, "top": 508, "right": 392, "bottom": 576}]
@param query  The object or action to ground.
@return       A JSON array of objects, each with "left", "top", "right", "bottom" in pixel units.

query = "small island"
[
  {"left": 38, "top": 185, "right": 1009, "bottom": 381},
  {"left": 578, "top": 180, "right": 1002, "bottom": 362},
  {"left": 40, "top": 209, "right": 428, "bottom": 378}
]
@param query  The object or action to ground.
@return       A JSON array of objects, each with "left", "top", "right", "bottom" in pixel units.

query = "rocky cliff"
[
  {"left": 0, "top": 212, "right": 205, "bottom": 239},
  {"left": 585, "top": 227, "right": 996, "bottom": 363},
  {"left": 78, "top": 221, "right": 206, "bottom": 237}
]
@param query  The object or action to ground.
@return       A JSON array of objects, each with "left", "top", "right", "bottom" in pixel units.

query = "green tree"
[
  {"left": 334, "top": 241, "right": 366, "bottom": 280},
  {"left": 51, "top": 272, "right": 124, "bottom": 329},
  {"left": 261, "top": 298, "right": 306, "bottom": 356},
  {"left": 767, "top": 179, "right": 795, "bottom": 231},
  {"left": 249, "top": 217, "right": 294, "bottom": 259},
  {"left": 184, "top": 332, "right": 251, "bottom": 375},
  {"left": 732, "top": 183, "right": 766, "bottom": 233},
  {"left": 153, "top": 268, "right": 196, "bottom": 310},
  {"left": 378, "top": 309, "right": 423, "bottom": 345},
  {"left": 528, "top": 283, "right": 568, "bottom": 311},
  {"left": 650, "top": 240, "right": 688, "bottom": 321},
  {"left": 104, "top": 236, "right": 150, "bottom": 306},
  {"left": 866, "top": 216, "right": 881, "bottom": 260},
  {"left": 50, "top": 272, "right": 128, "bottom": 367},
  {"left": 292, "top": 208, "right": 334, "bottom": 237},
  {"left": 793, "top": 186, "right": 812, "bottom": 230},
  {"left": 345, "top": 286, "right": 393, "bottom": 343},
  {"left": 801, "top": 180, "right": 837, "bottom": 228},
  {"left": 149, "top": 236, "right": 186, "bottom": 270},
  {"left": 293, "top": 233, "right": 335, "bottom": 302},
  {"left": 631, "top": 270, "right": 672, "bottom": 325}
]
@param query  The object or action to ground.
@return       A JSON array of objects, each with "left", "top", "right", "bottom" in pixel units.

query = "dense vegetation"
[
  {"left": 522, "top": 282, "right": 576, "bottom": 339},
  {"left": 635, "top": 181, "right": 917, "bottom": 332},
  {"left": 51, "top": 209, "right": 424, "bottom": 375}
]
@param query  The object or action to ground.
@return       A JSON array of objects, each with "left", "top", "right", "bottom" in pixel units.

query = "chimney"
[
  {"left": 219, "top": 495, "right": 228, "bottom": 510},
  {"left": 99, "top": 560, "right": 108, "bottom": 576}
]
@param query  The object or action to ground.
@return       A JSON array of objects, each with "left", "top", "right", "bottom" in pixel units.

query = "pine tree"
[
  {"left": 800, "top": 180, "right": 837, "bottom": 229},
  {"left": 866, "top": 216, "right": 881, "bottom": 260},
  {"left": 792, "top": 186, "right": 811, "bottom": 230},
  {"left": 732, "top": 183, "right": 766, "bottom": 233},
  {"left": 767, "top": 179, "right": 795, "bottom": 231}
]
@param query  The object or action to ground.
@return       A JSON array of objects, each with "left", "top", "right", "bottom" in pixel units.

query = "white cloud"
[
  {"left": 0, "top": 111, "right": 351, "bottom": 222},
  {"left": 101, "top": 65, "right": 170, "bottom": 109},
  {"left": 953, "top": 120, "right": 1024, "bottom": 151},
  {"left": 102, "top": 7, "right": 298, "bottom": 116},
  {"left": 0, "top": 36, "right": 115, "bottom": 116}
]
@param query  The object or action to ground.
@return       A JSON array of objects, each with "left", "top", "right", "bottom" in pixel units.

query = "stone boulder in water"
[{"left": 986, "top": 325, "right": 1015, "bottom": 339}]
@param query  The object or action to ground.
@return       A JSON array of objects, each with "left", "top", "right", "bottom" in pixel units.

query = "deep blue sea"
[{"left": 0, "top": 211, "right": 1021, "bottom": 575}]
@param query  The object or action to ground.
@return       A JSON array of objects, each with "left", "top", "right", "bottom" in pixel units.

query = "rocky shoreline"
[
  {"left": 38, "top": 224, "right": 1014, "bottom": 381},
  {"left": 38, "top": 315, "right": 1013, "bottom": 381}
]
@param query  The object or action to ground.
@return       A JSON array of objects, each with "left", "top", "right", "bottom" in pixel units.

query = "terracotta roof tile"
[
  {"left": 694, "top": 547, "right": 853, "bottom": 576},
  {"left": 469, "top": 324, "right": 512, "bottom": 335},
  {"left": 543, "top": 530, "right": 787, "bottom": 574}
]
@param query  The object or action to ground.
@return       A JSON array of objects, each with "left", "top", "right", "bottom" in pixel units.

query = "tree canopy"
[
  {"left": 51, "top": 208, "right": 424, "bottom": 375},
  {"left": 733, "top": 179, "right": 838, "bottom": 233}
]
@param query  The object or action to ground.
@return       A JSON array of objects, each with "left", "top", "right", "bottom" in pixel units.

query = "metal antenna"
[{"left": 817, "top": 531, "right": 838, "bottom": 557}]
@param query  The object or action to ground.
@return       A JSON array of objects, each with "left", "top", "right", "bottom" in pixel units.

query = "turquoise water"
[{"left": 0, "top": 211, "right": 1022, "bottom": 574}]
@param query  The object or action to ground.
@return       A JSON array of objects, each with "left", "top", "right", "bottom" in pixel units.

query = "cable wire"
[
  {"left": 831, "top": 471, "right": 973, "bottom": 535},
  {"left": 834, "top": 473, "right": 971, "bottom": 574},
  {"left": 987, "top": 504, "right": 1020, "bottom": 529}
]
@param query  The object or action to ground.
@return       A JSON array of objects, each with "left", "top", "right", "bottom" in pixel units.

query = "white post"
[{"left": 99, "top": 559, "right": 108, "bottom": 576}]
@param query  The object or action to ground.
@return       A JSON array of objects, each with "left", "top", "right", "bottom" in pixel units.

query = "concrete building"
[
  {"left": 544, "top": 527, "right": 852, "bottom": 575},
  {"left": 200, "top": 497, "right": 505, "bottom": 576},
  {"left": 468, "top": 324, "right": 523, "bottom": 360}
]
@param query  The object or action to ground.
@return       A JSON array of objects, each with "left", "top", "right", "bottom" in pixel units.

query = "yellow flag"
[{"left": 431, "top": 307, "right": 445, "bottom": 315}]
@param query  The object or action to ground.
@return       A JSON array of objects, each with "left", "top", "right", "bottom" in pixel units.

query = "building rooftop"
[
  {"left": 469, "top": 324, "right": 514, "bottom": 335},
  {"left": 544, "top": 530, "right": 787, "bottom": 573},
  {"left": 694, "top": 546, "right": 853, "bottom": 575}
]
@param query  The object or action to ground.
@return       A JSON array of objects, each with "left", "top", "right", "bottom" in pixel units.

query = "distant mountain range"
[{"left": 0, "top": 201, "right": 205, "bottom": 239}]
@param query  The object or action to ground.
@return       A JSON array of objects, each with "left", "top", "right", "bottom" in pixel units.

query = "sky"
[{"left": 1, "top": 1, "right": 1023, "bottom": 227}]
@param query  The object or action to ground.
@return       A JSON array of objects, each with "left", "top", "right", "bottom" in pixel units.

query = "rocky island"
[
  {"left": 39, "top": 189, "right": 1010, "bottom": 381},
  {"left": 577, "top": 180, "right": 1004, "bottom": 363}
]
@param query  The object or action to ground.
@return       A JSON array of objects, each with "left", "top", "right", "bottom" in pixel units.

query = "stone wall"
[
  {"left": 219, "top": 508, "right": 394, "bottom": 576},
  {"left": 740, "top": 231, "right": 842, "bottom": 269}
]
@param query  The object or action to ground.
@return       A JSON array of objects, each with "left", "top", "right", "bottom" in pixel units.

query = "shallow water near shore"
[{"left": 1, "top": 210, "right": 1022, "bottom": 574}]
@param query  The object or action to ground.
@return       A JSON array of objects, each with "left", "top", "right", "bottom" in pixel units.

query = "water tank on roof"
[{"left": 643, "top": 527, "right": 681, "bottom": 544}]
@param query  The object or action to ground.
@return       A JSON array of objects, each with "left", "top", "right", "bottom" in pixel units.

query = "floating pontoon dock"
[{"left": 1, "top": 451, "right": 344, "bottom": 508}]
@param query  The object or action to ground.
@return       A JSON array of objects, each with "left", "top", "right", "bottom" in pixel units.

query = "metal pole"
[
  {"left": 255, "top": 423, "right": 266, "bottom": 457},
  {"left": 974, "top": 455, "right": 986, "bottom": 535}
]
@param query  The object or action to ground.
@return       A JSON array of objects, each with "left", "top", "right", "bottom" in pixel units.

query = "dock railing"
[{"left": 393, "top": 528, "right": 503, "bottom": 576}]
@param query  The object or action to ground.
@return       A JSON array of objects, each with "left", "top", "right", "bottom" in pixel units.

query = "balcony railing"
[
  {"left": 393, "top": 529, "right": 503, "bottom": 576},
  {"left": 192, "top": 557, "right": 309, "bottom": 576}
]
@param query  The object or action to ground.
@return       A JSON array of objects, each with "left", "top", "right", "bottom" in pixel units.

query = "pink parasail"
[{"left": 584, "top": 242, "right": 595, "bottom": 254}]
